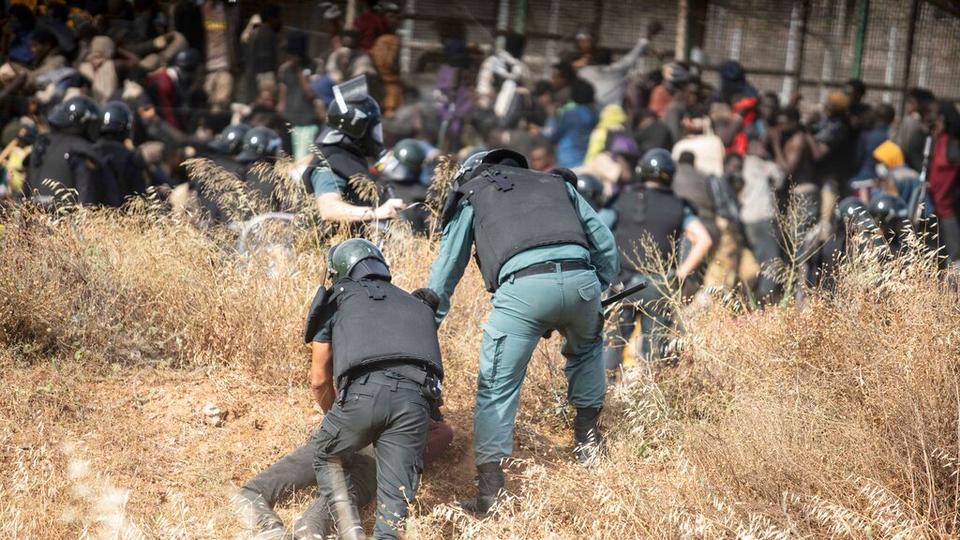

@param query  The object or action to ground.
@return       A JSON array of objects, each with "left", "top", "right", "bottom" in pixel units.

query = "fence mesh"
[{"left": 280, "top": 0, "right": 960, "bottom": 108}]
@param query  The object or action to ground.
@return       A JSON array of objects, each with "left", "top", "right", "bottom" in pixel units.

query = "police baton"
[{"left": 600, "top": 281, "right": 648, "bottom": 308}]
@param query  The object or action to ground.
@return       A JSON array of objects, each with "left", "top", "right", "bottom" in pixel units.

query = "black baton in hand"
[{"left": 601, "top": 280, "right": 648, "bottom": 307}]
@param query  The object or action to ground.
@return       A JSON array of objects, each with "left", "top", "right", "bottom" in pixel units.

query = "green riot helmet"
[
  {"left": 327, "top": 238, "right": 391, "bottom": 282},
  {"left": 379, "top": 139, "right": 427, "bottom": 181}
]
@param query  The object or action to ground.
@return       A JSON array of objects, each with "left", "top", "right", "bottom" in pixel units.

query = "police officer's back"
[
  {"left": 305, "top": 238, "right": 443, "bottom": 540},
  {"left": 94, "top": 101, "right": 151, "bottom": 200},
  {"left": 26, "top": 96, "right": 121, "bottom": 207},
  {"left": 604, "top": 148, "right": 712, "bottom": 368},
  {"left": 427, "top": 148, "right": 620, "bottom": 514}
]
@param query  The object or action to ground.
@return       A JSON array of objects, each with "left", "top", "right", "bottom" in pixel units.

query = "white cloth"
[{"left": 739, "top": 155, "right": 784, "bottom": 224}]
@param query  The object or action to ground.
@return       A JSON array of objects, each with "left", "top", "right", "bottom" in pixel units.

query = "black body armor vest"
[
  {"left": 27, "top": 132, "right": 94, "bottom": 198},
  {"left": 329, "top": 279, "right": 443, "bottom": 386},
  {"left": 612, "top": 185, "right": 686, "bottom": 273},
  {"left": 95, "top": 139, "right": 147, "bottom": 198},
  {"left": 457, "top": 165, "right": 589, "bottom": 292},
  {"left": 302, "top": 143, "right": 369, "bottom": 205}
]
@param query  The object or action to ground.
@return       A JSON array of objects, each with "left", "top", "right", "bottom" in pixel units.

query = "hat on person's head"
[
  {"left": 575, "top": 27, "right": 592, "bottom": 40},
  {"left": 283, "top": 30, "right": 309, "bottom": 60},
  {"left": 607, "top": 131, "right": 639, "bottom": 159},
  {"left": 873, "top": 140, "right": 905, "bottom": 169},
  {"left": 826, "top": 91, "right": 851, "bottom": 114}
]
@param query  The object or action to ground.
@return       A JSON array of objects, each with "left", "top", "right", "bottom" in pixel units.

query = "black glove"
[
  {"left": 412, "top": 287, "right": 441, "bottom": 313},
  {"left": 550, "top": 167, "right": 578, "bottom": 185}
]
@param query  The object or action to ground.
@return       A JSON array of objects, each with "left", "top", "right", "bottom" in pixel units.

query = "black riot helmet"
[
  {"left": 327, "top": 76, "right": 383, "bottom": 157},
  {"left": 173, "top": 48, "right": 202, "bottom": 72},
  {"left": 836, "top": 196, "right": 878, "bottom": 231},
  {"left": 210, "top": 123, "right": 251, "bottom": 155},
  {"left": 453, "top": 148, "right": 529, "bottom": 184},
  {"left": 575, "top": 173, "right": 605, "bottom": 210},
  {"left": 637, "top": 148, "right": 676, "bottom": 185},
  {"left": 48, "top": 95, "right": 101, "bottom": 139},
  {"left": 99, "top": 101, "right": 134, "bottom": 138},
  {"left": 236, "top": 126, "right": 282, "bottom": 163},
  {"left": 327, "top": 238, "right": 391, "bottom": 282},
  {"left": 868, "top": 193, "right": 905, "bottom": 227}
]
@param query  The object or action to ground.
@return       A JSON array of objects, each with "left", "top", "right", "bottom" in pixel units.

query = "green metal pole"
[
  {"left": 851, "top": 0, "right": 870, "bottom": 79},
  {"left": 513, "top": 0, "right": 527, "bottom": 35}
]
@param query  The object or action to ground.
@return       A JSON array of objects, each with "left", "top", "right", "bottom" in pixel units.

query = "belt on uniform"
[{"left": 507, "top": 259, "right": 591, "bottom": 281}]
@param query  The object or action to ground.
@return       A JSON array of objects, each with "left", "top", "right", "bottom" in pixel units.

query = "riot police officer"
[
  {"left": 305, "top": 238, "right": 444, "bottom": 539},
  {"left": 26, "top": 95, "right": 120, "bottom": 207},
  {"left": 201, "top": 123, "right": 250, "bottom": 178},
  {"left": 426, "top": 149, "right": 620, "bottom": 514},
  {"left": 603, "top": 148, "right": 712, "bottom": 371},
  {"left": 94, "top": 101, "right": 151, "bottom": 200},
  {"left": 303, "top": 76, "right": 405, "bottom": 223},
  {"left": 377, "top": 138, "right": 430, "bottom": 233},
  {"left": 236, "top": 126, "right": 283, "bottom": 204}
]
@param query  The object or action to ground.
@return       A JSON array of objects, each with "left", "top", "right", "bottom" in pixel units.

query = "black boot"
[
  {"left": 573, "top": 407, "right": 605, "bottom": 465},
  {"left": 459, "top": 462, "right": 504, "bottom": 517},
  {"left": 232, "top": 488, "right": 290, "bottom": 539}
]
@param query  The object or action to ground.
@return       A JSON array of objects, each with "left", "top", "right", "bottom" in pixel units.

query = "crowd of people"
[{"left": 3, "top": 1, "right": 960, "bottom": 537}]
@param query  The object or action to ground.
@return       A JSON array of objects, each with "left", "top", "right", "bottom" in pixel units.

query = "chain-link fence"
[{"left": 281, "top": 0, "right": 960, "bottom": 109}]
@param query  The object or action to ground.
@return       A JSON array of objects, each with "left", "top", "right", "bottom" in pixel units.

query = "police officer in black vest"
[
  {"left": 201, "top": 123, "right": 250, "bottom": 178},
  {"left": 94, "top": 101, "right": 152, "bottom": 200},
  {"left": 376, "top": 138, "right": 431, "bottom": 234},
  {"left": 303, "top": 76, "right": 406, "bottom": 223},
  {"left": 26, "top": 96, "right": 121, "bottom": 207},
  {"left": 604, "top": 148, "right": 712, "bottom": 371},
  {"left": 427, "top": 149, "right": 620, "bottom": 514},
  {"left": 236, "top": 126, "right": 283, "bottom": 205},
  {"left": 305, "top": 238, "right": 443, "bottom": 539}
]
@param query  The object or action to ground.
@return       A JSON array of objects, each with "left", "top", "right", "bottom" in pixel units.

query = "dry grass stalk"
[{"left": 1, "top": 162, "right": 959, "bottom": 538}]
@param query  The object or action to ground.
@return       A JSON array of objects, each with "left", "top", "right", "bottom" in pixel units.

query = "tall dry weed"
[{"left": 1, "top": 160, "right": 959, "bottom": 538}]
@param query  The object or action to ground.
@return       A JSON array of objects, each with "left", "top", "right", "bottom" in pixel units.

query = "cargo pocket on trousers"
[
  {"left": 315, "top": 419, "right": 342, "bottom": 455},
  {"left": 478, "top": 325, "right": 507, "bottom": 390}
]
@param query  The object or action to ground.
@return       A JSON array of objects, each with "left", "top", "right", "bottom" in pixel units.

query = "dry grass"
[{"left": 1, "top": 161, "right": 959, "bottom": 538}]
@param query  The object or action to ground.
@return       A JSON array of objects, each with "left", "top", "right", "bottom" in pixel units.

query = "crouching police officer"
[
  {"left": 427, "top": 149, "right": 620, "bottom": 515},
  {"left": 306, "top": 238, "right": 444, "bottom": 539}
]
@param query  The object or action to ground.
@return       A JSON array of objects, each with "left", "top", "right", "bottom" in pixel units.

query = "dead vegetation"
[{"left": 1, "top": 160, "right": 959, "bottom": 538}]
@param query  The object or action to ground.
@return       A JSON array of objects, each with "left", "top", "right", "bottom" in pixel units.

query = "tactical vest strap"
[
  {"left": 480, "top": 168, "right": 514, "bottom": 191},
  {"left": 361, "top": 281, "right": 387, "bottom": 300}
]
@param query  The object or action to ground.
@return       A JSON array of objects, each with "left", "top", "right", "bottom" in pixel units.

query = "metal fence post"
[
  {"left": 851, "top": 0, "right": 870, "bottom": 79},
  {"left": 899, "top": 0, "right": 921, "bottom": 116}
]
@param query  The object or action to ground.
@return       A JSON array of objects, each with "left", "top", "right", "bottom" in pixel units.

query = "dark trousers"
[
  {"left": 242, "top": 441, "right": 376, "bottom": 538},
  {"left": 603, "top": 272, "right": 672, "bottom": 368},
  {"left": 313, "top": 369, "right": 430, "bottom": 539},
  {"left": 744, "top": 219, "right": 784, "bottom": 302}
]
